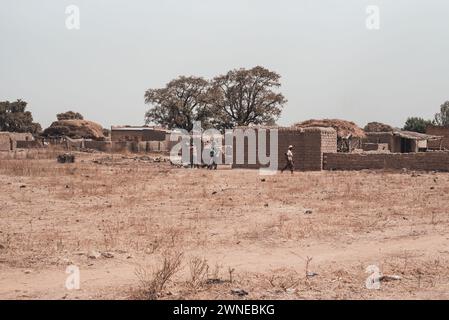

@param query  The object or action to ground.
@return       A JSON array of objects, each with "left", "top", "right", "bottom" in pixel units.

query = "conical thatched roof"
[{"left": 293, "top": 119, "right": 366, "bottom": 139}]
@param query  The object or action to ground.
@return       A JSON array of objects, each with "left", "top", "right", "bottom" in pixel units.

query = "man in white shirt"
[{"left": 281, "top": 145, "right": 294, "bottom": 174}]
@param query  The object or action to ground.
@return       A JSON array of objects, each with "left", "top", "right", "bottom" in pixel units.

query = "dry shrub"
[
  {"left": 188, "top": 256, "right": 209, "bottom": 290},
  {"left": 135, "top": 251, "right": 183, "bottom": 300},
  {"left": 268, "top": 269, "right": 301, "bottom": 291}
]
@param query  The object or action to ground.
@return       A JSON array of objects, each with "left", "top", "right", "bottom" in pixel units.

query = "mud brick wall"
[
  {"left": 232, "top": 127, "right": 337, "bottom": 171},
  {"left": 0, "top": 134, "right": 15, "bottom": 151},
  {"left": 16, "top": 140, "right": 43, "bottom": 149},
  {"left": 427, "top": 126, "right": 449, "bottom": 149},
  {"left": 85, "top": 140, "right": 112, "bottom": 152},
  {"left": 323, "top": 152, "right": 449, "bottom": 171}
]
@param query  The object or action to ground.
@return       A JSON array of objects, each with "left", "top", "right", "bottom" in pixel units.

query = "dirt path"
[{"left": 1, "top": 232, "right": 447, "bottom": 299}]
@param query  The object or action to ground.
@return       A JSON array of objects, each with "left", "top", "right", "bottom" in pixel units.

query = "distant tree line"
[
  {"left": 404, "top": 101, "right": 449, "bottom": 133},
  {"left": 144, "top": 66, "right": 287, "bottom": 131}
]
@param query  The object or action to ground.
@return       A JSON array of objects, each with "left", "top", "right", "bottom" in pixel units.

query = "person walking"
[{"left": 281, "top": 145, "right": 294, "bottom": 174}]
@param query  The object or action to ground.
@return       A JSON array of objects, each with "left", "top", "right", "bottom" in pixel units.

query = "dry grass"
[
  {"left": 134, "top": 251, "right": 184, "bottom": 300},
  {"left": 1, "top": 150, "right": 449, "bottom": 299}
]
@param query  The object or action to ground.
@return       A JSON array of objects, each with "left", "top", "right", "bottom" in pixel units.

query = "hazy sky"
[{"left": 1, "top": 0, "right": 449, "bottom": 129}]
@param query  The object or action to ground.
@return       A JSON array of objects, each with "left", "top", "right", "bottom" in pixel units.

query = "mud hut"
[{"left": 293, "top": 119, "right": 365, "bottom": 152}]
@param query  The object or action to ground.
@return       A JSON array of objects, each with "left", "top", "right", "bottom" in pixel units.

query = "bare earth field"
[{"left": 1, "top": 149, "right": 449, "bottom": 300}]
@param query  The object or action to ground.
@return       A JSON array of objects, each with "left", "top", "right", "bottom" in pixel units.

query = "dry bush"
[
  {"left": 188, "top": 256, "right": 209, "bottom": 290},
  {"left": 135, "top": 251, "right": 183, "bottom": 300},
  {"left": 268, "top": 269, "right": 301, "bottom": 291}
]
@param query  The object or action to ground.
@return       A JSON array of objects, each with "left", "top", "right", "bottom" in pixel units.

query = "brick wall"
[
  {"left": 232, "top": 127, "right": 337, "bottom": 171},
  {"left": 16, "top": 140, "right": 42, "bottom": 149},
  {"left": 323, "top": 152, "right": 449, "bottom": 171},
  {"left": 427, "top": 126, "right": 449, "bottom": 149}
]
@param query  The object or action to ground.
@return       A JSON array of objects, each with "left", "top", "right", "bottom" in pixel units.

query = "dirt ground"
[{"left": 1, "top": 149, "right": 449, "bottom": 300}]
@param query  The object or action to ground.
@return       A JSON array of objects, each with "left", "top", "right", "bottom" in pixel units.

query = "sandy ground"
[{"left": 1, "top": 149, "right": 449, "bottom": 300}]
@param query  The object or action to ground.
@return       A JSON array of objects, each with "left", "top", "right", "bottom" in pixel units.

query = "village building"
[
  {"left": 364, "top": 130, "right": 441, "bottom": 153},
  {"left": 110, "top": 126, "right": 173, "bottom": 152},
  {"left": 426, "top": 125, "right": 449, "bottom": 150}
]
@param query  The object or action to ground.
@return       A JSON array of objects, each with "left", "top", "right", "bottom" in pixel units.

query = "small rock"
[
  {"left": 286, "top": 288, "right": 296, "bottom": 294},
  {"left": 101, "top": 252, "right": 114, "bottom": 259},
  {"left": 87, "top": 250, "right": 101, "bottom": 259},
  {"left": 304, "top": 209, "right": 313, "bottom": 215},
  {"left": 212, "top": 191, "right": 217, "bottom": 195},
  {"left": 261, "top": 178, "right": 266, "bottom": 182},
  {"left": 20, "top": 185, "right": 26, "bottom": 188},
  {"left": 264, "top": 203, "right": 269, "bottom": 207},
  {"left": 231, "top": 288, "right": 248, "bottom": 296},
  {"left": 24, "top": 270, "right": 32, "bottom": 274},
  {"left": 306, "top": 272, "right": 318, "bottom": 277}
]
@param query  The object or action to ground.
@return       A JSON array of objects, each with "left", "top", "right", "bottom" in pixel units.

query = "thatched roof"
[
  {"left": 364, "top": 122, "right": 394, "bottom": 133},
  {"left": 293, "top": 119, "right": 366, "bottom": 139},
  {"left": 43, "top": 120, "right": 105, "bottom": 140}
]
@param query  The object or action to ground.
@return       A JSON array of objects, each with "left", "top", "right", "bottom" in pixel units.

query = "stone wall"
[
  {"left": 232, "top": 127, "right": 337, "bottom": 171},
  {"left": 323, "top": 152, "right": 449, "bottom": 171}
]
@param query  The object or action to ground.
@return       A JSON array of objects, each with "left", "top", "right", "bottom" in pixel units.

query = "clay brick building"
[
  {"left": 426, "top": 125, "right": 449, "bottom": 150},
  {"left": 364, "top": 130, "right": 439, "bottom": 153},
  {"left": 111, "top": 126, "right": 170, "bottom": 142},
  {"left": 232, "top": 127, "right": 337, "bottom": 171}
]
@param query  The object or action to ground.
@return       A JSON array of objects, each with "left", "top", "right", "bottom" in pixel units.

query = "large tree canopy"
[
  {"left": 434, "top": 101, "right": 449, "bottom": 126},
  {"left": 403, "top": 117, "right": 432, "bottom": 133},
  {"left": 210, "top": 66, "right": 287, "bottom": 130},
  {"left": 144, "top": 76, "right": 212, "bottom": 131},
  {"left": 0, "top": 99, "right": 42, "bottom": 134}
]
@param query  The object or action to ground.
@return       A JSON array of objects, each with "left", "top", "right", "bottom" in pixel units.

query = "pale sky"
[{"left": 1, "top": 0, "right": 449, "bottom": 129}]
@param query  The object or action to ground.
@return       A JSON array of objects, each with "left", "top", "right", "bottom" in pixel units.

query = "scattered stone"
[
  {"left": 306, "top": 271, "right": 318, "bottom": 278},
  {"left": 0, "top": 244, "right": 4, "bottom": 249},
  {"left": 304, "top": 209, "right": 313, "bottom": 215},
  {"left": 261, "top": 178, "right": 266, "bottom": 182},
  {"left": 264, "top": 203, "right": 269, "bottom": 207},
  {"left": 231, "top": 288, "right": 248, "bottom": 296},
  {"left": 101, "top": 252, "right": 114, "bottom": 259},
  {"left": 24, "top": 270, "right": 32, "bottom": 274},
  {"left": 286, "top": 288, "right": 296, "bottom": 294},
  {"left": 20, "top": 185, "right": 26, "bottom": 188},
  {"left": 212, "top": 191, "right": 217, "bottom": 195},
  {"left": 87, "top": 250, "right": 101, "bottom": 259}
]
